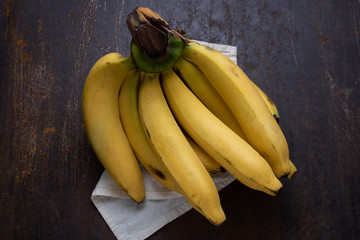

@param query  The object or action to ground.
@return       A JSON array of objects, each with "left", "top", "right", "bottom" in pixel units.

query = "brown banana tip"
[
  {"left": 135, "top": 197, "right": 146, "bottom": 204},
  {"left": 287, "top": 170, "right": 297, "bottom": 179},
  {"left": 281, "top": 167, "right": 297, "bottom": 179},
  {"left": 208, "top": 217, "right": 226, "bottom": 226},
  {"left": 273, "top": 114, "right": 280, "bottom": 123}
]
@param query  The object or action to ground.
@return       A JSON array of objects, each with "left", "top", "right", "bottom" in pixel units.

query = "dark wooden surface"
[{"left": 1, "top": 0, "right": 360, "bottom": 239}]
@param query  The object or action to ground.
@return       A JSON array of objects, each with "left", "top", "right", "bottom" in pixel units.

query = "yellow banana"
[
  {"left": 173, "top": 58, "right": 247, "bottom": 140},
  {"left": 118, "top": 69, "right": 179, "bottom": 192},
  {"left": 252, "top": 82, "right": 299, "bottom": 178},
  {"left": 82, "top": 53, "right": 145, "bottom": 203},
  {"left": 161, "top": 69, "right": 282, "bottom": 196},
  {"left": 253, "top": 86, "right": 297, "bottom": 178},
  {"left": 175, "top": 57, "right": 297, "bottom": 178},
  {"left": 175, "top": 43, "right": 296, "bottom": 179},
  {"left": 182, "top": 42, "right": 290, "bottom": 178},
  {"left": 139, "top": 72, "right": 225, "bottom": 225},
  {"left": 253, "top": 84, "right": 298, "bottom": 177}
]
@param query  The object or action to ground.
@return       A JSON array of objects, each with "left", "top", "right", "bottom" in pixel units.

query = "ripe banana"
[
  {"left": 82, "top": 53, "right": 145, "bottom": 203},
  {"left": 81, "top": 6, "right": 298, "bottom": 227},
  {"left": 138, "top": 72, "right": 225, "bottom": 225},
  {"left": 174, "top": 58, "right": 295, "bottom": 177},
  {"left": 251, "top": 85, "right": 299, "bottom": 178},
  {"left": 174, "top": 57, "right": 297, "bottom": 178},
  {"left": 173, "top": 57, "right": 247, "bottom": 140},
  {"left": 118, "top": 69, "right": 179, "bottom": 192},
  {"left": 182, "top": 42, "right": 290, "bottom": 178},
  {"left": 252, "top": 85, "right": 298, "bottom": 178},
  {"left": 161, "top": 69, "right": 282, "bottom": 196}
]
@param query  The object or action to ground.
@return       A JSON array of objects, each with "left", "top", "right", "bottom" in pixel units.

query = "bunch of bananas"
[{"left": 82, "top": 7, "right": 297, "bottom": 225}]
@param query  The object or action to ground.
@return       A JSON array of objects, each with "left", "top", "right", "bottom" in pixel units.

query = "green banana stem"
[{"left": 126, "top": 7, "right": 185, "bottom": 73}]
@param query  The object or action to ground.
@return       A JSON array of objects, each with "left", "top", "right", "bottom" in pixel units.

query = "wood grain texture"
[{"left": 1, "top": 0, "right": 359, "bottom": 239}]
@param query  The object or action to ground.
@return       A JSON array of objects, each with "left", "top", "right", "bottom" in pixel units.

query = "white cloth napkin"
[{"left": 91, "top": 41, "right": 238, "bottom": 240}]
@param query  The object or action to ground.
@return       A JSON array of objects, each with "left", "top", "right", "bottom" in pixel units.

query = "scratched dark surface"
[{"left": 1, "top": 0, "right": 360, "bottom": 239}]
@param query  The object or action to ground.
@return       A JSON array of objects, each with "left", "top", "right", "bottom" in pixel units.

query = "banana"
[
  {"left": 118, "top": 69, "right": 179, "bottom": 192},
  {"left": 250, "top": 80, "right": 299, "bottom": 178},
  {"left": 253, "top": 86, "right": 299, "bottom": 178},
  {"left": 174, "top": 54, "right": 295, "bottom": 178},
  {"left": 182, "top": 42, "right": 290, "bottom": 178},
  {"left": 254, "top": 84, "right": 280, "bottom": 123},
  {"left": 82, "top": 53, "right": 145, "bottom": 203},
  {"left": 81, "top": 6, "right": 296, "bottom": 227},
  {"left": 138, "top": 72, "right": 225, "bottom": 225},
  {"left": 161, "top": 69, "right": 282, "bottom": 196},
  {"left": 173, "top": 58, "right": 247, "bottom": 140}
]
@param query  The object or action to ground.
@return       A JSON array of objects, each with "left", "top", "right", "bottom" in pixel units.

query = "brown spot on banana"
[
  {"left": 210, "top": 166, "right": 227, "bottom": 174},
  {"left": 148, "top": 165, "right": 166, "bottom": 180},
  {"left": 273, "top": 114, "right": 280, "bottom": 123}
]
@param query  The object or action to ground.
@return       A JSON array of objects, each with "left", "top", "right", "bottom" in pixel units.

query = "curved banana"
[
  {"left": 161, "top": 69, "right": 282, "bottom": 196},
  {"left": 182, "top": 43, "right": 290, "bottom": 178},
  {"left": 175, "top": 57, "right": 297, "bottom": 178},
  {"left": 139, "top": 72, "right": 225, "bottom": 225},
  {"left": 82, "top": 53, "right": 145, "bottom": 203},
  {"left": 118, "top": 69, "right": 179, "bottom": 192},
  {"left": 250, "top": 81, "right": 299, "bottom": 178},
  {"left": 256, "top": 88, "right": 298, "bottom": 178},
  {"left": 252, "top": 83, "right": 299, "bottom": 178},
  {"left": 173, "top": 58, "right": 247, "bottom": 140}
]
